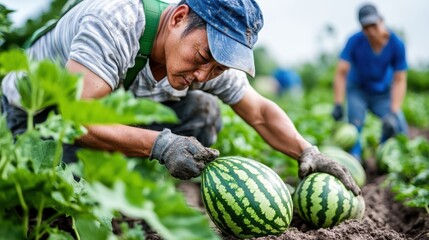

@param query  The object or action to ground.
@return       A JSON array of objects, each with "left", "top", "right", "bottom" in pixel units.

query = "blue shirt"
[{"left": 340, "top": 30, "right": 407, "bottom": 93}]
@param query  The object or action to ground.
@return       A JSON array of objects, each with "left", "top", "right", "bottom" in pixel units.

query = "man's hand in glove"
[
  {"left": 332, "top": 103, "right": 343, "bottom": 121},
  {"left": 382, "top": 112, "right": 400, "bottom": 139},
  {"left": 298, "top": 146, "right": 361, "bottom": 196},
  {"left": 150, "top": 129, "right": 219, "bottom": 179}
]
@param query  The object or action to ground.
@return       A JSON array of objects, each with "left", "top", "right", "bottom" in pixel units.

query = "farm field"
[
  {"left": 1, "top": 2, "right": 429, "bottom": 237},
  {"left": 0, "top": 53, "right": 428, "bottom": 239}
]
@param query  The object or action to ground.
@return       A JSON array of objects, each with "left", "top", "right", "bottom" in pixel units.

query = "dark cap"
[
  {"left": 185, "top": 0, "right": 264, "bottom": 77},
  {"left": 358, "top": 3, "right": 382, "bottom": 27}
]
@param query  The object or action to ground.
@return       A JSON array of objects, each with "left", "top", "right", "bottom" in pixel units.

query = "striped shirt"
[{"left": 2, "top": 0, "right": 248, "bottom": 107}]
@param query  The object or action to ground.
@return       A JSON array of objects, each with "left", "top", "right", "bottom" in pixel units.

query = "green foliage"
[
  {"left": 403, "top": 91, "right": 429, "bottom": 128},
  {"left": 60, "top": 89, "right": 177, "bottom": 125},
  {"left": 0, "top": 48, "right": 29, "bottom": 75},
  {"left": 253, "top": 46, "right": 278, "bottom": 77},
  {"left": 383, "top": 136, "right": 429, "bottom": 212},
  {"left": 407, "top": 68, "right": 429, "bottom": 92},
  {"left": 1, "top": 0, "right": 67, "bottom": 50},
  {"left": 297, "top": 63, "right": 320, "bottom": 92},
  {"left": 0, "top": 50, "right": 219, "bottom": 240},
  {"left": 212, "top": 104, "right": 298, "bottom": 184},
  {"left": 0, "top": 4, "right": 13, "bottom": 46},
  {"left": 76, "top": 150, "right": 219, "bottom": 240}
]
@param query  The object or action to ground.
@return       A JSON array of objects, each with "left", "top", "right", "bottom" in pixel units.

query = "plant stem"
[
  {"left": 27, "top": 110, "right": 34, "bottom": 131},
  {"left": 52, "top": 129, "right": 65, "bottom": 168},
  {"left": 15, "top": 183, "right": 29, "bottom": 238},
  {"left": 35, "top": 197, "right": 45, "bottom": 240},
  {"left": 0, "top": 155, "right": 10, "bottom": 178},
  {"left": 72, "top": 217, "right": 81, "bottom": 240},
  {"left": 30, "top": 212, "right": 64, "bottom": 239}
]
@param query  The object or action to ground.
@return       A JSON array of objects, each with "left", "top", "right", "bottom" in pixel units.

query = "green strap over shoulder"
[
  {"left": 124, "top": 0, "right": 168, "bottom": 90},
  {"left": 25, "top": 0, "right": 168, "bottom": 90}
]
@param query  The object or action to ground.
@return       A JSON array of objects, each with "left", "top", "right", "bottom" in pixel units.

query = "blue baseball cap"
[
  {"left": 358, "top": 4, "right": 382, "bottom": 27},
  {"left": 185, "top": 0, "right": 264, "bottom": 77}
]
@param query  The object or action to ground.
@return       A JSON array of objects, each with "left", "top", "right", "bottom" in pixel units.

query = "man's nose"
[{"left": 193, "top": 68, "right": 213, "bottom": 82}]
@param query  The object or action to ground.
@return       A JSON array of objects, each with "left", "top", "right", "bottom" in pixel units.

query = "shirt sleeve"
[
  {"left": 339, "top": 35, "right": 357, "bottom": 63},
  {"left": 68, "top": 1, "right": 143, "bottom": 89},
  {"left": 392, "top": 37, "right": 408, "bottom": 71}
]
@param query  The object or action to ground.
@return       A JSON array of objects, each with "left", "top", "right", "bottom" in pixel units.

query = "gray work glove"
[
  {"left": 382, "top": 112, "right": 400, "bottom": 139},
  {"left": 150, "top": 129, "right": 219, "bottom": 180},
  {"left": 298, "top": 146, "right": 361, "bottom": 196},
  {"left": 332, "top": 103, "right": 343, "bottom": 121}
]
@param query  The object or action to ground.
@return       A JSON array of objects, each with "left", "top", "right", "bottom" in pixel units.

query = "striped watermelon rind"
[
  {"left": 319, "top": 146, "right": 366, "bottom": 187},
  {"left": 293, "top": 172, "right": 365, "bottom": 228},
  {"left": 201, "top": 156, "right": 293, "bottom": 239}
]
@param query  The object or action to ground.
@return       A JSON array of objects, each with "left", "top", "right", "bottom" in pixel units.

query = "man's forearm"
[
  {"left": 77, "top": 124, "right": 159, "bottom": 157},
  {"left": 251, "top": 100, "right": 312, "bottom": 159},
  {"left": 333, "top": 61, "right": 350, "bottom": 105},
  {"left": 391, "top": 71, "right": 407, "bottom": 112},
  {"left": 333, "top": 73, "right": 346, "bottom": 104}
]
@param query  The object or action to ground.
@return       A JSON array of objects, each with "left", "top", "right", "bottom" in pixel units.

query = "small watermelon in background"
[
  {"left": 332, "top": 122, "right": 358, "bottom": 151},
  {"left": 319, "top": 146, "right": 366, "bottom": 187},
  {"left": 293, "top": 172, "right": 365, "bottom": 229},
  {"left": 200, "top": 156, "right": 293, "bottom": 239},
  {"left": 375, "top": 138, "right": 402, "bottom": 173}
]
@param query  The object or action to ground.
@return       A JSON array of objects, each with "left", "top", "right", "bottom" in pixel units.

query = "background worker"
[{"left": 332, "top": 3, "right": 408, "bottom": 164}]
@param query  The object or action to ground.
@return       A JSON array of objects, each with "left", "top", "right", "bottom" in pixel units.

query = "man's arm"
[
  {"left": 333, "top": 59, "right": 350, "bottom": 105},
  {"left": 65, "top": 59, "right": 218, "bottom": 180},
  {"left": 390, "top": 70, "right": 407, "bottom": 113},
  {"left": 231, "top": 86, "right": 311, "bottom": 159},
  {"left": 231, "top": 85, "right": 361, "bottom": 196},
  {"left": 66, "top": 59, "right": 159, "bottom": 157}
]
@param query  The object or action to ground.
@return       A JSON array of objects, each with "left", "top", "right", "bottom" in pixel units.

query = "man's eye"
[{"left": 196, "top": 52, "right": 209, "bottom": 64}]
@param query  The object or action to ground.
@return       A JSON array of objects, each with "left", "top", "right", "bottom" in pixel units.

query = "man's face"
[
  {"left": 362, "top": 20, "right": 384, "bottom": 42},
  {"left": 164, "top": 23, "right": 228, "bottom": 90}
]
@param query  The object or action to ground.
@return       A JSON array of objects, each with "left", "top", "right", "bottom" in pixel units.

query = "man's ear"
[{"left": 169, "top": 4, "right": 190, "bottom": 28}]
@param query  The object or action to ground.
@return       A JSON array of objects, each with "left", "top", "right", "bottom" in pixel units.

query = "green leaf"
[
  {"left": 0, "top": 49, "right": 28, "bottom": 74},
  {"left": 73, "top": 216, "right": 111, "bottom": 240},
  {"left": 36, "top": 112, "right": 87, "bottom": 144},
  {"left": 0, "top": 217, "right": 25, "bottom": 240},
  {"left": 60, "top": 89, "right": 178, "bottom": 125},
  {"left": 118, "top": 222, "right": 146, "bottom": 240},
  {"left": 0, "top": 116, "right": 16, "bottom": 177},
  {"left": 46, "top": 229, "right": 74, "bottom": 240},
  {"left": 16, "top": 59, "right": 82, "bottom": 114},
  {"left": 37, "top": 60, "right": 82, "bottom": 103},
  {"left": 14, "top": 130, "right": 58, "bottom": 172},
  {"left": 76, "top": 150, "right": 219, "bottom": 240}
]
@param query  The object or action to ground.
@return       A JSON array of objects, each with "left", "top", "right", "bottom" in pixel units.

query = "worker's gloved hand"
[
  {"left": 382, "top": 112, "right": 400, "bottom": 139},
  {"left": 150, "top": 129, "right": 219, "bottom": 179},
  {"left": 332, "top": 103, "right": 344, "bottom": 121},
  {"left": 298, "top": 146, "right": 361, "bottom": 196}
]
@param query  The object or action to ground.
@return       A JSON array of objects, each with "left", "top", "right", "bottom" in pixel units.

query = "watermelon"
[
  {"left": 332, "top": 123, "right": 358, "bottom": 150},
  {"left": 293, "top": 172, "right": 365, "bottom": 228},
  {"left": 319, "top": 146, "right": 366, "bottom": 187},
  {"left": 375, "top": 138, "right": 401, "bottom": 173},
  {"left": 201, "top": 156, "right": 293, "bottom": 239}
]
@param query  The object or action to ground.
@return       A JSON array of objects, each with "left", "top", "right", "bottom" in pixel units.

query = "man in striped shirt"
[{"left": 2, "top": 0, "right": 360, "bottom": 195}]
